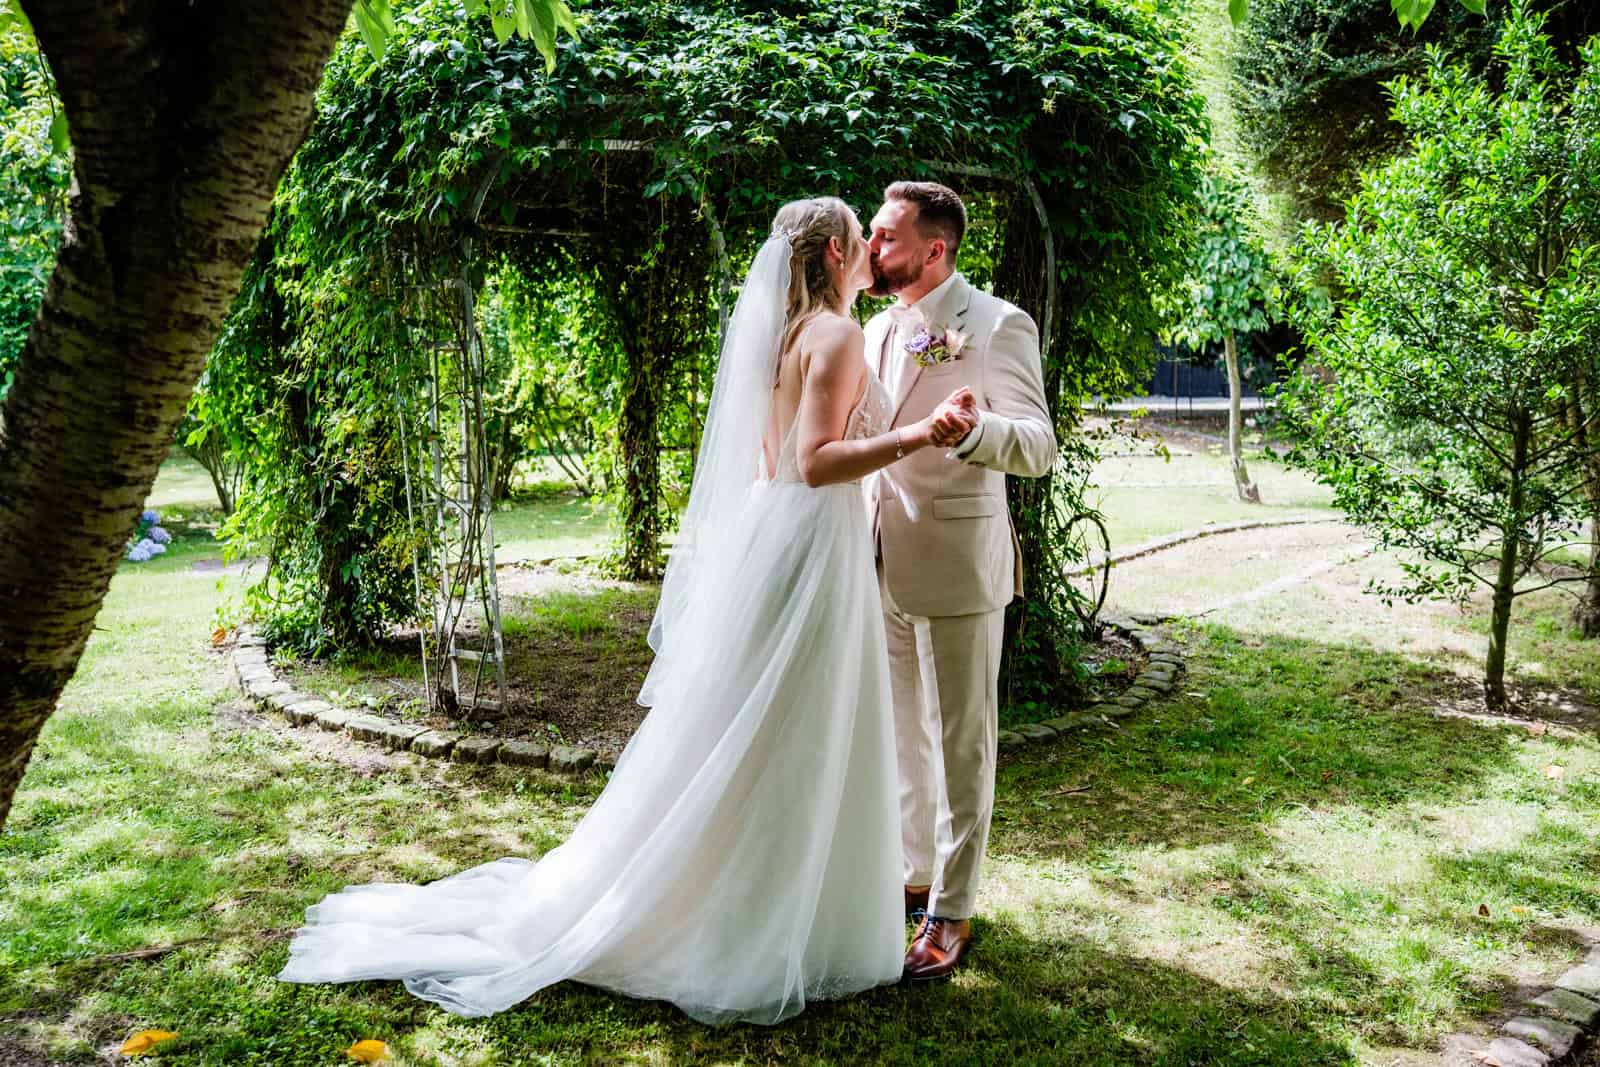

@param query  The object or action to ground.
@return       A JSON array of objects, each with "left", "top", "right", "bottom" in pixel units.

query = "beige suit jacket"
[{"left": 869, "top": 273, "right": 1058, "bottom": 619}]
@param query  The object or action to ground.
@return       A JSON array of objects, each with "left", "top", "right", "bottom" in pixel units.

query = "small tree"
[
  {"left": 1169, "top": 165, "right": 1274, "bottom": 502},
  {"left": 1281, "top": 7, "right": 1600, "bottom": 709}
]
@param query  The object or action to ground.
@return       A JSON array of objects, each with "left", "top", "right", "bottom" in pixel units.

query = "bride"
[{"left": 277, "top": 196, "right": 977, "bottom": 1025}]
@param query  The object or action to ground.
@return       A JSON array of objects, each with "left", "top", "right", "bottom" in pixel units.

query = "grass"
[
  {"left": 1087, "top": 424, "right": 1337, "bottom": 550},
  {"left": 5, "top": 573, "right": 1598, "bottom": 1064},
  {"left": 492, "top": 488, "right": 616, "bottom": 564},
  {"left": 5, "top": 461, "right": 1600, "bottom": 1065}
]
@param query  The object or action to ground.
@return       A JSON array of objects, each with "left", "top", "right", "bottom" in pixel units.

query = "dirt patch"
[
  {"left": 0, "top": 1040, "right": 53, "bottom": 1067},
  {"left": 277, "top": 565, "right": 1149, "bottom": 750}
]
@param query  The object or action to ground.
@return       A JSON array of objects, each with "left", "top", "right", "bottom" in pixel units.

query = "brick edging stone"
[
  {"left": 996, "top": 614, "right": 1185, "bottom": 754},
  {"left": 1443, "top": 944, "right": 1600, "bottom": 1066},
  {"left": 228, "top": 629, "right": 610, "bottom": 777},
  {"left": 235, "top": 614, "right": 1181, "bottom": 774}
]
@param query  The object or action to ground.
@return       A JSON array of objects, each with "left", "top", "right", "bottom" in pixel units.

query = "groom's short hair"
[{"left": 885, "top": 181, "right": 966, "bottom": 259}]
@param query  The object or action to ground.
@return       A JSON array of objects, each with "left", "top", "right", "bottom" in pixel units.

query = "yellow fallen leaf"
[
  {"left": 210, "top": 626, "right": 229, "bottom": 646},
  {"left": 1543, "top": 764, "right": 1565, "bottom": 780},
  {"left": 119, "top": 1030, "right": 178, "bottom": 1057},
  {"left": 348, "top": 1040, "right": 390, "bottom": 1064},
  {"left": 1240, "top": 776, "right": 1255, "bottom": 787}
]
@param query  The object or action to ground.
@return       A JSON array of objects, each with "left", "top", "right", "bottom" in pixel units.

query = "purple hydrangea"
[
  {"left": 148, "top": 526, "right": 171, "bottom": 545},
  {"left": 903, "top": 328, "right": 934, "bottom": 356},
  {"left": 140, "top": 508, "right": 160, "bottom": 525},
  {"left": 125, "top": 537, "right": 167, "bottom": 563}
]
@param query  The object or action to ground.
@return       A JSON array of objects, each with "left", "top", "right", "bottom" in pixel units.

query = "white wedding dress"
[{"left": 278, "top": 356, "right": 904, "bottom": 1024}]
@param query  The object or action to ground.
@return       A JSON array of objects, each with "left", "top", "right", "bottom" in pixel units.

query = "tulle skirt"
[{"left": 277, "top": 479, "right": 904, "bottom": 1024}]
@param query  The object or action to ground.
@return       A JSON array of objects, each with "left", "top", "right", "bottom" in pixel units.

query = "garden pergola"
[{"left": 224, "top": 0, "right": 1205, "bottom": 711}]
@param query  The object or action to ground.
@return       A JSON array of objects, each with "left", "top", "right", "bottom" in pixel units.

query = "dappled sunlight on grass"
[
  {"left": 5, "top": 447, "right": 1599, "bottom": 1064},
  {"left": 988, "top": 623, "right": 1600, "bottom": 1054}
]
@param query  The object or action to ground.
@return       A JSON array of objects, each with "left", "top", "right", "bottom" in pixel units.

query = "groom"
[{"left": 865, "top": 182, "right": 1058, "bottom": 980}]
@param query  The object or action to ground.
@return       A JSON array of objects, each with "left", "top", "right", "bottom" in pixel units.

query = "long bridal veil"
[{"left": 641, "top": 232, "right": 790, "bottom": 703}]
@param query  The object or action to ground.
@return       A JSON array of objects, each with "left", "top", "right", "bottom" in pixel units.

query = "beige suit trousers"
[{"left": 879, "top": 562, "right": 1004, "bottom": 921}]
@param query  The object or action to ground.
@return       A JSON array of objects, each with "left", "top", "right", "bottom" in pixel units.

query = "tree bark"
[
  {"left": 0, "top": 0, "right": 352, "bottom": 830},
  {"left": 1224, "top": 331, "right": 1260, "bottom": 504},
  {"left": 1484, "top": 413, "right": 1531, "bottom": 712}
]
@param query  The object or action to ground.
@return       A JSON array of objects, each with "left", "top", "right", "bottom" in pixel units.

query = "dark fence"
[{"left": 1147, "top": 359, "right": 1262, "bottom": 398}]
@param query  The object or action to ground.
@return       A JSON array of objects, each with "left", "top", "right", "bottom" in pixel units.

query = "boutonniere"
[{"left": 902, "top": 310, "right": 971, "bottom": 368}]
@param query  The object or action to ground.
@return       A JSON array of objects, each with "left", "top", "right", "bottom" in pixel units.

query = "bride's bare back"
[{"left": 762, "top": 313, "right": 869, "bottom": 481}]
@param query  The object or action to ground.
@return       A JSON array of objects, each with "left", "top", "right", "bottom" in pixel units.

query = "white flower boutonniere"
[{"left": 902, "top": 310, "right": 971, "bottom": 368}]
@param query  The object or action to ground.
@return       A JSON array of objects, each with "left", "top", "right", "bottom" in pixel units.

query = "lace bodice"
[{"left": 770, "top": 369, "right": 893, "bottom": 485}]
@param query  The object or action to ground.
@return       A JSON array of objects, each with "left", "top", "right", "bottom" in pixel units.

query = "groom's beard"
[{"left": 869, "top": 256, "right": 923, "bottom": 299}]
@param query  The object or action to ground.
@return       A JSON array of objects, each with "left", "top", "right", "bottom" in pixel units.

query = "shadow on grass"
[
  {"left": 462, "top": 912, "right": 1358, "bottom": 1066},
  {"left": 993, "top": 623, "right": 1533, "bottom": 861},
  {"left": 7, "top": 915, "right": 1360, "bottom": 1066}
]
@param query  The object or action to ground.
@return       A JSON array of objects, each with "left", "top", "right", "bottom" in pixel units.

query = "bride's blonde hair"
[{"left": 771, "top": 196, "right": 860, "bottom": 358}]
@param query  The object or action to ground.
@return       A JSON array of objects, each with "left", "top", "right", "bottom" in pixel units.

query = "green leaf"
[
  {"left": 551, "top": 0, "right": 578, "bottom": 37},
  {"left": 1228, "top": 0, "right": 1248, "bottom": 27},
  {"left": 491, "top": 7, "right": 515, "bottom": 45},
  {"left": 525, "top": 0, "right": 557, "bottom": 72},
  {"left": 1458, "top": 0, "right": 1485, "bottom": 13},
  {"left": 48, "top": 110, "right": 68, "bottom": 155},
  {"left": 353, "top": 0, "right": 395, "bottom": 61}
]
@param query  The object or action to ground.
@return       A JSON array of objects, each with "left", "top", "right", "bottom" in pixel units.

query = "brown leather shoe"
[
  {"left": 902, "top": 915, "right": 972, "bottom": 981},
  {"left": 904, "top": 884, "right": 930, "bottom": 919}
]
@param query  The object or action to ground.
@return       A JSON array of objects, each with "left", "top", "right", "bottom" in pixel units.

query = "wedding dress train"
[{"left": 278, "top": 369, "right": 903, "bottom": 1024}]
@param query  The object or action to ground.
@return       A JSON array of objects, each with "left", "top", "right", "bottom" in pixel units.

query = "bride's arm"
[{"left": 794, "top": 318, "right": 973, "bottom": 488}]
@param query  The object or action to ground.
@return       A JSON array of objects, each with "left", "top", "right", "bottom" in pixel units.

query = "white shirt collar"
[{"left": 896, "top": 270, "right": 964, "bottom": 326}]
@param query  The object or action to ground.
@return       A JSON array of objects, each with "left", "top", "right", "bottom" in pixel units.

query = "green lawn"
[{"left": 4, "top": 452, "right": 1598, "bottom": 1065}]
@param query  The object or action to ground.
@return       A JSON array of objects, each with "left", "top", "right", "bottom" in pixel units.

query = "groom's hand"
[{"left": 925, "top": 388, "right": 980, "bottom": 448}]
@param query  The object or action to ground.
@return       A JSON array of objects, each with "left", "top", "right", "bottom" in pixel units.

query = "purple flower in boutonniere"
[{"left": 903, "top": 312, "right": 970, "bottom": 368}]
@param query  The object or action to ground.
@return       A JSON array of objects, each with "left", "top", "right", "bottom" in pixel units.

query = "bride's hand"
[{"left": 917, "top": 387, "right": 979, "bottom": 449}]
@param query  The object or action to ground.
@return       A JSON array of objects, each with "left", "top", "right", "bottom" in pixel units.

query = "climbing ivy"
[{"left": 208, "top": 0, "right": 1206, "bottom": 700}]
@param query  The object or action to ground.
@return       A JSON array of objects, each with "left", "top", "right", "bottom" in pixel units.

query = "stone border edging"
[
  {"left": 996, "top": 614, "right": 1184, "bottom": 754},
  {"left": 236, "top": 615, "right": 1182, "bottom": 774},
  {"left": 1444, "top": 943, "right": 1600, "bottom": 1066},
  {"left": 1067, "top": 517, "right": 1342, "bottom": 577},
  {"left": 227, "top": 629, "right": 609, "bottom": 777}
]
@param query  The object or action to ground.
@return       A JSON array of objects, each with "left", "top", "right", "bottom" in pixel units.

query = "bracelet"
[{"left": 894, "top": 427, "right": 905, "bottom": 460}]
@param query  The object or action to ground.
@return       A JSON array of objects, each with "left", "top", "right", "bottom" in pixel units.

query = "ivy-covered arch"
[{"left": 210, "top": 0, "right": 1205, "bottom": 703}]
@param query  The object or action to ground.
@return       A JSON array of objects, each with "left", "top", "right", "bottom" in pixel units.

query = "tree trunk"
[
  {"left": 1574, "top": 534, "right": 1600, "bottom": 638},
  {"left": 1484, "top": 413, "right": 1532, "bottom": 712},
  {"left": 617, "top": 360, "right": 663, "bottom": 579},
  {"left": 0, "top": 0, "right": 352, "bottom": 831},
  {"left": 186, "top": 429, "right": 237, "bottom": 514},
  {"left": 590, "top": 204, "right": 710, "bottom": 581},
  {"left": 1564, "top": 368, "right": 1600, "bottom": 637},
  {"left": 1224, "top": 331, "right": 1260, "bottom": 504}
]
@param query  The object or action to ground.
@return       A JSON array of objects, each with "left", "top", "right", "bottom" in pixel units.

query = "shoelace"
[{"left": 915, "top": 916, "right": 949, "bottom": 945}]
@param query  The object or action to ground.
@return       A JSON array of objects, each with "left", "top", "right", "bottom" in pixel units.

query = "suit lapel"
[
  {"left": 891, "top": 358, "right": 923, "bottom": 425},
  {"left": 890, "top": 275, "right": 973, "bottom": 424}
]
